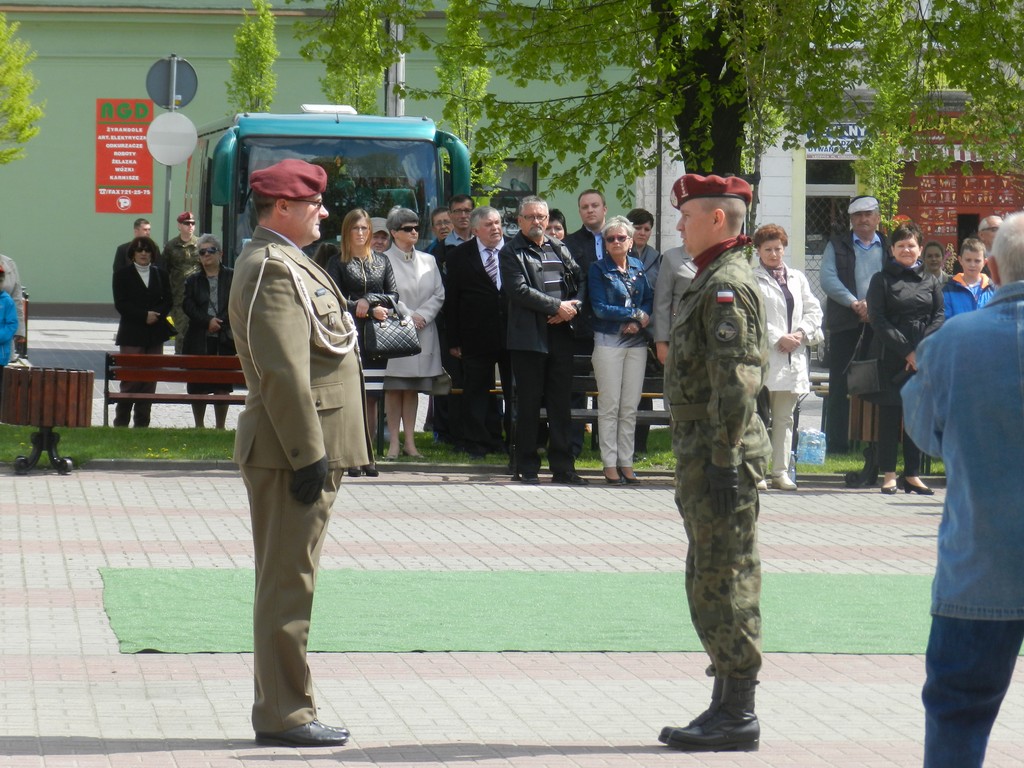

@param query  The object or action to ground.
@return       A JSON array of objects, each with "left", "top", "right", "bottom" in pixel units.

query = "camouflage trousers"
[
  {"left": 170, "top": 305, "right": 188, "bottom": 354},
  {"left": 674, "top": 455, "right": 764, "bottom": 679}
]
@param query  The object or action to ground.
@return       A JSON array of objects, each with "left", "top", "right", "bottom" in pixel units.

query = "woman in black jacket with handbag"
[
  {"left": 112, "top": 236, "right": 174, "bottom": 428},
  {"left": 324, "top": 208, "right": 399, "bottom": 475},
  {"left": 865, "top": 220, "right": 944, "bottom": 495},
  {"left": 182, "top": 234, "right": 235, "bottom": 429}
]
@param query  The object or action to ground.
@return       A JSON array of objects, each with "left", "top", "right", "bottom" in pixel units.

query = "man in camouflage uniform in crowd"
[
  {"left": 657, "top": 173, "right": 769, "bottom": 753},
  {"left": 162, "top": 211, "right": 200, "bottom": 353}
]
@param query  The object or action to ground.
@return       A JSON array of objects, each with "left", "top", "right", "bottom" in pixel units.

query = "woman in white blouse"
[{"left": 752, "top": 224, "right": 823, "bottom": 490}]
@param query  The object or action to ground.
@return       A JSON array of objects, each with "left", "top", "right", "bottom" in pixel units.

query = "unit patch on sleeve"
[{"left": 715, "top": 319, "right": 739, "bottom": 342}]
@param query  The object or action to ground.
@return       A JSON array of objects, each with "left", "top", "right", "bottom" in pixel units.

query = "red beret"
[
  {"left": 250, "top": 159, "right": 327, "bottom": 200},
  {"left": 176, "top": 211, "right": 195, "bottom": 224},
  {"left": 670, "top": 174, "right": 752, "bottom": 209}
]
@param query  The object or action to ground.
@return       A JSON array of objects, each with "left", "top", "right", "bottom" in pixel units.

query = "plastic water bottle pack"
[{"left": 795, "top": 429, "right": 827, "bottom": 465}]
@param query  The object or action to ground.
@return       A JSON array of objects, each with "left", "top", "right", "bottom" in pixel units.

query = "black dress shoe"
[
  {"left": 347, "top": 467, "right": 362, "bottom": 478},
  {"left": 515, "top": 473, "right": 540, "bottom": 484},
  {"left": 880, "top": 483, "right": 898, "bottom": 495},
  {"left": 899, "top": 476, "right": 934, "bottom": 495},
  {"left": 552, "top": 472, "right": 589, "bottom": 486},
  {"left": 255, "top": 719, "right": 350, "bottom": 747},
  {"left": 361, "top": 464, "right": 379, "bottom": 478}
]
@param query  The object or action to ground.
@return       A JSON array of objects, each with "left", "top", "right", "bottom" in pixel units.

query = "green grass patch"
[{"left": 0, "top": 423, "right": 941, "bottom": 475}]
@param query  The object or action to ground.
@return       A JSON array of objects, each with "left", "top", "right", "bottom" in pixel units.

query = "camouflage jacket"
[
  {"left": 162, "top": 235, "right": 200, "bottom": 305},
  {"left": 664, "top": 242, "right": 770, "bottom": 467}
]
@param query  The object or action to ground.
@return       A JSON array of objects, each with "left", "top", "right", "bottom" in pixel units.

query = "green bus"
[{"left": 184, "top": 106, "right": 472, "bottom": 261}]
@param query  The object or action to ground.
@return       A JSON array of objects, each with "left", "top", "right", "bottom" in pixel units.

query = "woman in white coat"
[
  {"left": 752, "top": 224, "right": 823, "bottom": 490},
  {"left": 383, "top": 207, "right": 445, "bottom": 458}
]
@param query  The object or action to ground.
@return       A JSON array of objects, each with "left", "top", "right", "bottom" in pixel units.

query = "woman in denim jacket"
[{"left": 587, "top": 216, "right": 654, "bottom": 484}]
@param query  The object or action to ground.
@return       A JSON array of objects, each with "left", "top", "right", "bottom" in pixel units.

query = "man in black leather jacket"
[{"left": 498, "top": 195, "right": 589, "bottom": 486}]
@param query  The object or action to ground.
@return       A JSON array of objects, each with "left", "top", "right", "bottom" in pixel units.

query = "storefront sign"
[
  {"left": 95, "top": 98, "right": 155, "bottom": 214},
  {"left": 806, "top": 123, "right": 865, "bottom": 159}
]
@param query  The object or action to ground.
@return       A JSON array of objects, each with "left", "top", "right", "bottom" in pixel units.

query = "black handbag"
[
  {"left": 845, "top": 326, "right": 880, "bottom": 396},
  {"left": 847, "top": 358, "right": 881, "bottom": 395},
  {"left": 364, "top": 300, "right": 421, "bottom": 360}
]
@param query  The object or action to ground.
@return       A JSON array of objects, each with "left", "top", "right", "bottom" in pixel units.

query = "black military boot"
[
  {"left": 683, "top": 675, "right": 723, "bottom": 729},
  {"left": 659, "top": 677, "right": 759, "bottom": 752}
]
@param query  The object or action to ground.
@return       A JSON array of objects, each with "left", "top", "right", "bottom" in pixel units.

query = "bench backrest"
[{"left": 105, "top": 353, "right": 246, "bottom": 387}]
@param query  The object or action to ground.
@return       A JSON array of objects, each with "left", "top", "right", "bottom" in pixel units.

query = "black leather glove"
[
  {"left": 291, "top": 456, "right": 329, "bottom": 504},
  {"left": 705, "top": 463, "right": 739, "bottom": 516}
]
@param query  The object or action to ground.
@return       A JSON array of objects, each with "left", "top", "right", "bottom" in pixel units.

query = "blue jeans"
[{"left": 923, "top": 615, "right": 1024, "bottom": 767}]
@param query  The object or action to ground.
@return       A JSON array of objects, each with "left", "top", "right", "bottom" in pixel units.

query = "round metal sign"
[
  {"left": 146, "top": 56, "right": 198, "bottom": 110},
  {"left": 146, "top": 111, "right": 198, "bottom": 166}
]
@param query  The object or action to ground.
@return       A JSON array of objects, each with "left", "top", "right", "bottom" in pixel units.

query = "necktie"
[{"left": 485, "top": 248, "right": 499, "bottom": 286}]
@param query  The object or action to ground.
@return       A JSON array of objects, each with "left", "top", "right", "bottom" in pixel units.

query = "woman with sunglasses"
[
  {"left": 181, "top": 233, "right": 235, "bottom": 429},
  {"left": 382, "top": 207, "right": 445, "bottom": 459},
  {"left": 588, "top": 215, "right": 654, "bottom": 484},
  {"left": 112, "top": 236, "right": 174, "bottom": 427}
]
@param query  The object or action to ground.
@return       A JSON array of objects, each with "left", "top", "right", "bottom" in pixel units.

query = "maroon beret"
[
  {"left": 670, "top": 174, "right": 752, "bottom": 209},
  {"left": 176, "top": 211, "right": 195, "bottom": 224},
  {"left": 249, "top": 159, "right": 327, "bottom": 200}
]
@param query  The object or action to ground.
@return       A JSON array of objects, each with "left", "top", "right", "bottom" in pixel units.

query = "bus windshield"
[{"left": 238, "top": 136, "right": 440, "bottom": 247}]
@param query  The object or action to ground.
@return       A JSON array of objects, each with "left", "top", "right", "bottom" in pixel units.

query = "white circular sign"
[{"left": 146, "top": 111, "right": 198, "bottom": 166}]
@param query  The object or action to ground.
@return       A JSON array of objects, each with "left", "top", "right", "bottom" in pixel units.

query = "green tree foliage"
[
  {"left": 0, "top": 12, "right": 43, "bottom": 165},
  {"left": 410, "top": 0, "right": 505, "bottom": 191},
  {"left": 294, "top": 0, "right": 431, "bottom": 114},
  {"left": 297, "top": 0, "right": 1024, "bottom": 206},
  {"left": 226, "top": 0, "right": 279, "bottom": 114}
]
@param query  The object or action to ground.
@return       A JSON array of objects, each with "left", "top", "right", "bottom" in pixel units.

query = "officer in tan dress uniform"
[
  {"left": 656, "top": 174, "right": 770, "bottom": 753},
  {"left": 227, "top": 159, "right": 371, "bottom": 748}
]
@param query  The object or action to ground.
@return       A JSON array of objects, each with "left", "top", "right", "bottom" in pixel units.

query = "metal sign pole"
[{"left": 161, "top": 55, "right": 179, "bottom": 246}]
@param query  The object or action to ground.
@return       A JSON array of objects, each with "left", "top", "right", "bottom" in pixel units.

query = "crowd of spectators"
[{"left": 101, "top": 189, "right": 1008, "bottom": 490}]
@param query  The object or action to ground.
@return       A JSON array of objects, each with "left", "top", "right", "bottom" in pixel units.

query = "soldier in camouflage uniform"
[
  {"left": 657, "top": 174, "right": 770, "bottom": 753},
  {"left": 162, "top": 211, "right": 200, "bottom": 353}
]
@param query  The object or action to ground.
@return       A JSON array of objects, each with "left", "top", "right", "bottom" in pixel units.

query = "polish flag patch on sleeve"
[{"left": 716, "top": 290, "right": 735, "bottom": 303}]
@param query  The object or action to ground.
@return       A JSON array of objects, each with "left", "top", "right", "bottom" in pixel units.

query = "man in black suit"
[
  {"left": 563, "top": 189, "right": 608, "bottom": 455},
  {"left": 563, "top": 189, "right": 607, "bottom": 279},
  {"left": 446, "top": 206, "right": 510, "bottom": 457},
  {"left": 112, "top": 218, "right": 151, "bottom": 272}
]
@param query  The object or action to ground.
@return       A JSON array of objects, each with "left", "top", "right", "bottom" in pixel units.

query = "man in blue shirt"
[
  {"left": 903, "top": 211, "right": 1024, "bottom": 768},
  {"left": 819, "top": 195, "right": 887, "bottom": 453}
]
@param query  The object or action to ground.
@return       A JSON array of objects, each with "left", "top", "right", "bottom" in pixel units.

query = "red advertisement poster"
[{"left": 95, "top": 98, "right": 155, "bottom": 214}]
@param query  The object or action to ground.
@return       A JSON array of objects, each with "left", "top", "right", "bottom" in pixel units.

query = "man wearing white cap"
[{"left": 820, "top": 195, "right": 888, "bottom": 454}]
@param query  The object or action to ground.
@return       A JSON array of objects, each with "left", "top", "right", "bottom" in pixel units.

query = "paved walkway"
[
  {"left": 4, "top": 318, "right": 1021, "bottom": 766},
  {"left": 3, "top": 464, "right": 1023, "bottom": 767}
]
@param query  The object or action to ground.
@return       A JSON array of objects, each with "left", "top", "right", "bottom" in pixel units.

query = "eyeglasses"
[
  {"left": 397, "top": 225, "right": 420, "bottom": 233},
  {"left": 520, "top": 214, "right": 548, "bottom": 222},
  {"left": 292, "top": 198, "right": 324, "bottom": 207},
  {"left": 198, "top": 247, "right": 220, "bottom": 256},
  {"left": 605, "top": 235, "right": 630, "bottom": 243}
]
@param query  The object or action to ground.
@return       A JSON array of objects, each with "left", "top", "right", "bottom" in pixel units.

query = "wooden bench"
[{"left": 103, "top": 353, "right": 247, "bottom": 426}]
